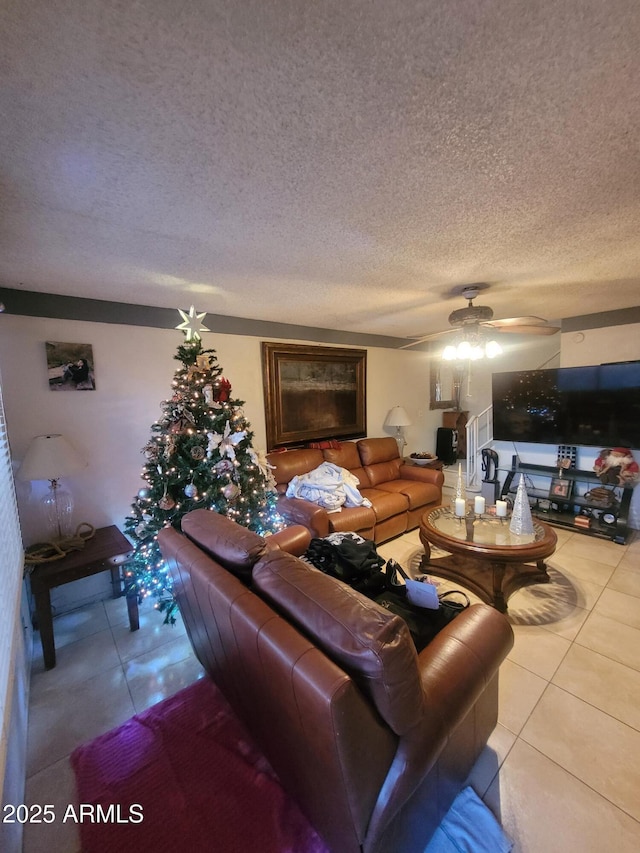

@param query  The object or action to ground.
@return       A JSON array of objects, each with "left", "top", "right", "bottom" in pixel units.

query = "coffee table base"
[{"left": 419, "top": 552, "right": 550, "bottom": 613}]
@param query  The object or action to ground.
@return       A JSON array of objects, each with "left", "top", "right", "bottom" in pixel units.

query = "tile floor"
[{"left": 23, "top": 525, "right": 640, "bottom": 852}]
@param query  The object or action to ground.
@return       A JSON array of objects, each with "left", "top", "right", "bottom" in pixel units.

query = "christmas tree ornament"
[
  {"left": 196, "top": 354, "right": 212, "bottom": 370},
  {"left": 176, "top": 305, "right": 209, "bottom": 341},
  {"left": 203, "top": 384, "right": 214, "bottom": 406},
  {"left": 138, "top": 487, "right": 151, "bottom": 499},
  {"left": 248, "top": 447, "right": 277, "bottom": 490},
  {"left": 190, "top": 445, "right": 205, "bottom": 461},
  {"left": 158, "top": 494, "right": 176, "bottom": 511},
  {"left": 214, "top": 378, "right": 232, "bottom": 402},
  {"left": 509, "top": 474, "right": 535, "bottom": 536},
  {"left": 223, "top": 482, "right": 240, "bottom": 501},
  {"left": 184, "top": 483, "right": 197, "bottom": 498},
  {"left": 213, "top": 458, "right": 235, "bottom": 475}
]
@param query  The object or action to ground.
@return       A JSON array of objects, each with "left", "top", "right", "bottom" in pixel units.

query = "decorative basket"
[{"left": 584, "top": 487, "right": 617, "bottom": 508}]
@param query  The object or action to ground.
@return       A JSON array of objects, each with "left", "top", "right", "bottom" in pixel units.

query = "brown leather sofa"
[
  {"left": 267, "top": 437, "right": 444, "bottom": 543},
  {"left": 158, "top": 509, "right": 513, "bottom": 853}
]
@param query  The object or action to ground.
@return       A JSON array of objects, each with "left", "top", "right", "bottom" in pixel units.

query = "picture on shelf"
[{"left": 549, "top": 476, "right": 573, "bottom": 500}]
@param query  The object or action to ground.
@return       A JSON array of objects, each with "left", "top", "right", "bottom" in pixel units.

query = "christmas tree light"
[{"left": 124, "top": 312, "right": 282, "bottom": 623}]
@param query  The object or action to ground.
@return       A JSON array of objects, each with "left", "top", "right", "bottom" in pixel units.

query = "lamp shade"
[
  {"left": 18, "top": 434, "right": 86, "bottom": 482},
  {"left": 384, "top": 406, "right": 412, "bottom": 428}
]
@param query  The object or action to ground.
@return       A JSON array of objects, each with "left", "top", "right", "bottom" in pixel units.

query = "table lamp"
[
  {"left": 384, "top": 406, "right": 411, "bottom": 457},
  {"left": 18, "top": 434, "right": 86, "bottom": 540}
]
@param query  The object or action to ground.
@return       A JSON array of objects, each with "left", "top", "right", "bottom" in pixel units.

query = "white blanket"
[{"left": 285, "top": 462, "right": 372, "bottom": 511}]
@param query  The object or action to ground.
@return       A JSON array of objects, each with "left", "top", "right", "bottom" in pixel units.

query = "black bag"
[
  {"left": 306, "top": 534, "right": 385, "bottom": 585},
  {"left": 375, "top": 560, "right": 470, "bottom": 652}
]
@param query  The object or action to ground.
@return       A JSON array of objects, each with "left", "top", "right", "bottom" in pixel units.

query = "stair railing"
[{"left": 466, "top": 405, "right": 493, "bottom": 489}]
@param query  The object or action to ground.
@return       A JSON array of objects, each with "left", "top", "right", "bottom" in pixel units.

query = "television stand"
[{"left": 500, "top": 462, "right": 633, "bottom": 544}]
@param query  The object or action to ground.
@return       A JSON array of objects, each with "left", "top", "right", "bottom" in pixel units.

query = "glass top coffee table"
[{"left": 419, "top": 505, "right": 557, "bottom": 612}]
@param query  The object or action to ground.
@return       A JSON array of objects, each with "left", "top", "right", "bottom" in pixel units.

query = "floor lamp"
[{"left": 19, "top": 434, "right": 86, "bottom": 541}]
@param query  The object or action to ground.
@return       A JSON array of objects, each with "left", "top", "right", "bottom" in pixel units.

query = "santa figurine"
[{"left": 593, "top": 448, "right": 640, "bottom": 487}]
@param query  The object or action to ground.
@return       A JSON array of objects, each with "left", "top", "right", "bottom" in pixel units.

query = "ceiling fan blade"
[
  {"left": 489, "top": 324, "right": 560, "bottom": 336},
  {"left": 484, "top": 316, "right": 549, "bottom": 327},
  {"left": 399, "top": 329, "right": 454, "bottom": 349}
]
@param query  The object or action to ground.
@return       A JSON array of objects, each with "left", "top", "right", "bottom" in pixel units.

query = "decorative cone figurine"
[
  {"left": 509, "top": 474, "right": 535, "bottom": 536},
  {"left": 455, "top": 462, "right": 466, "bottom": 502}
]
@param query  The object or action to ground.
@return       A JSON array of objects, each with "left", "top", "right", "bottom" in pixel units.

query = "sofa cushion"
[
  {"left": 326, "top": 504, "right": 377, "bottom": 535},
  {"left": 181, "top": 509, "right": 266, "bottom": 582},
  {"left": 253, "top": 550, "right": 425, "bottom": 735},
  {"left": 267, "top": 448, "right": 324, "bottom": 495},
  {"left": 322, "top": 441, "right": 372, "bottom": 488},
  {"left": 361, "top": 488, "right": 409, "bottom": 520},
  {"left": 357, "top": 437, "right": 400, "bottom": 466},
  {"left": 375, "top": 480, "right": 441, "bottom": 510}
]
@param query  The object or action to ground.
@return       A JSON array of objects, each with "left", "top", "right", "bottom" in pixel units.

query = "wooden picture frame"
[
  {"left": 46, "top": 341, "right": 96, "bottom": 391},
  {"left": 549, "top": 476, "right": 573, "bottom": 500},
  {"left": 430, "top": 359, "right": 465, "bottom": 410},
  {"left": 261, "top": 342, "right": 367, "bottom": 450}
]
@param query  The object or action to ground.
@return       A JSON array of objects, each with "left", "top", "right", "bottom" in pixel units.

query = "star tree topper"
[{"left": 176, "top": 305, "right": 209, "bottom": 341}]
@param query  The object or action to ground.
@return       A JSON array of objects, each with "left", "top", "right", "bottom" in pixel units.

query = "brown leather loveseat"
[
  {"left": 158, "top": 509, "right": 513, "bottom": 853},
  {"left": 267, "top": 436, "right": 444, "bottom": 543}
]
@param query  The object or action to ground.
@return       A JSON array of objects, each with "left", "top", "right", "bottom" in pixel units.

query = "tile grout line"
[{"left": 509, "top": 737, "right": 640, "bottom": 828}]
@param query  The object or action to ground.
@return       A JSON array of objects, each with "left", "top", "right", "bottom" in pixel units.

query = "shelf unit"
[{"left": 500, "top": 462, "right": 633, "bottom": 544}]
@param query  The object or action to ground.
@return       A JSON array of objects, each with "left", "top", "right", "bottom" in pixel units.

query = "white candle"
[
  {"left": 474, "top": 496, "right": 486, "bottom": 514},
  {"left": 496, "top": 500, "right": 508, "bottom": 517},
  {"left": 455, "top": 498, "right": 466, "bottom": 517}
]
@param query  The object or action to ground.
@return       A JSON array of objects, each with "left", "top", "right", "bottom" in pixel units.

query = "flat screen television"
[{"left": 492, "top": 361, "right": 640, "bottom": 448}]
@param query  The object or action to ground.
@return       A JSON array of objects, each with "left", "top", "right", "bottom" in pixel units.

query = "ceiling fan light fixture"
[
  {"left": 441, "top": 334, "right": 503, "bottom": 361},
  {"left": 486, "top": 340, "right": 503, "bottom": 358},
  {"left": 442, "top": 345, "right": 457, "bottom": 361},
  {"left": 456, "top": 340, "right": 473, "bottom": 359}
]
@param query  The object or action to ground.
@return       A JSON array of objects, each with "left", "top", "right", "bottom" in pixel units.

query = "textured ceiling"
[{"left": 1, "top": 0, "right": 640, "bottom": 341}]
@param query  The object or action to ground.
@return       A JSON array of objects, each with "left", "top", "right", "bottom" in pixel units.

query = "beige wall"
[{"left": 560, "top": 322, "right": 640, "bottom": 367}]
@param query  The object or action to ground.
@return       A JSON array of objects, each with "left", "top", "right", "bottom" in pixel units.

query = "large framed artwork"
[{"left": 261, "top": 342, "right": 367, "bottom": 450}]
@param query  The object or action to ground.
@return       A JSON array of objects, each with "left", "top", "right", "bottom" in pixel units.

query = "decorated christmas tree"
[{"left": 124, "top": 307, "right": 282, "bottom": 622}]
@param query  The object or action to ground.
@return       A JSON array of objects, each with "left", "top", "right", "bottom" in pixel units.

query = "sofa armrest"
[
  {"left": 364, "top": 604, "right": 513, "bottom": 845},
  {"left": 399, "top": 464, "right": 445, "bottom": 489},
  {"left": 416, "top": 603, "right": 513, "bottom": 729},
  {"left": 275, "top": 496, "right": 330, "bottom": 538},
  {"left": 266, "top": 524, "right": 312, "bottom": 556}
]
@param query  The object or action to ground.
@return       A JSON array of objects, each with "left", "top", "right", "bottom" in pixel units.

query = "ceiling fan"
[{"left": 402, "top": 286, "right": 560, "bottom": 353}]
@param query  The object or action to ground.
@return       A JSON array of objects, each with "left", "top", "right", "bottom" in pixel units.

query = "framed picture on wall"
[
  {"left": 46, "top": 342, "right": 96, "bottom": 391},
  {"left": 261, "top": 342, "right": 366, "bottom": 450}
]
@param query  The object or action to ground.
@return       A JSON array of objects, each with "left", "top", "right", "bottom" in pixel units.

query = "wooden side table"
[
  {"left": 28, "top": 525, "right": 137, "bottom": 669},
  {"left": 403, "top": 458, "right": 444, "bottom": 472}
]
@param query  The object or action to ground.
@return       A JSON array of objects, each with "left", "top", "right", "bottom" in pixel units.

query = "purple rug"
[{"left": 71, "top": 677, "right": 329, "bottom": 853}]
